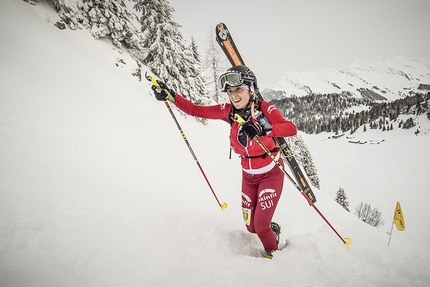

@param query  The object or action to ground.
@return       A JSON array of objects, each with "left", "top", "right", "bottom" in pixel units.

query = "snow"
[
  {"left": 267, "top": 56, "right": 430, "bottom": 101},
  {"left": 1, "top": 1, "right": 430, "bottom": 286}
]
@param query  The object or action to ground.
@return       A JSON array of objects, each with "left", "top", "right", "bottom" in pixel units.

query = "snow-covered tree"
[
  {"left": 134, "top": 0, "right": 182, "bottom": 89},
  {"left": 335, "top": 187, "right": 350, "bottom": 212},
  {"left": 34, "top": 0, "right": 85, "bottom": 30},
  {"left": 133, "top": 0, "right": 203, "bottom": 104},
  {"left": 79, "top": 0, "right": 142, "bottom": 51},
  {"left": 186, "top": 37, "right": 211, "bottom": 106},
  {"left": 354, "top": 202, "right": 385, "bottom": 228},
  {"left": 286, "top": 134, "right": 320, "bottom": 189},
  {"left": 203, "top": 28, "right": 229, "bottom": 103},
  {"left": 403, "top": 117, "right": 416, "bottom": 129},
  {"left": 46, "top": 0, "right": 143, "bottom": 54}
]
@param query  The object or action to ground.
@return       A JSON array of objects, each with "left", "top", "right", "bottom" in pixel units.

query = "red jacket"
[{"left": 173, "top": 95, "right": 297, "bottom": 174}]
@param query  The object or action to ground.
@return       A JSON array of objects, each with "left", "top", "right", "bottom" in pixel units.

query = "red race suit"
[{"left": 174, "top": 95, "right": 297, "bottom": 253}]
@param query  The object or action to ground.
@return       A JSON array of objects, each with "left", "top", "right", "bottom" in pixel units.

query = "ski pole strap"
[{"left": 233, "top": 113, "right": 248, "bottom": 125}]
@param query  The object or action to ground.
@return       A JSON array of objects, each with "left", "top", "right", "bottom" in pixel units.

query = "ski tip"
[
  {"left": 215, "top": 23, "right": 229, "bottom": 42},
  {"left": 220, "top": 202, "right": 228, "bottom": 210},
  {"left": 216, "top": 22, "right": 226, "bottom": 29}
]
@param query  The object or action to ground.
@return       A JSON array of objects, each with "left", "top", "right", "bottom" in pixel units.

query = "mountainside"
[
  {"left": 1, "top": 1, "right": 430, "bottom": 286},
  {"left": 263, "top": 56, "right": 430, "bottom": 101}
]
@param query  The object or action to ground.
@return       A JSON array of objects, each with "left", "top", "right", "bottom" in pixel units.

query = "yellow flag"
[{"left": 393, "top": 202, "right": 405, "bottom": 231}]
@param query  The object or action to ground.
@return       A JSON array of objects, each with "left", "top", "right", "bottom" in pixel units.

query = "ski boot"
[
  {"left": 265, "top": 222, "right": 281, "bottom": 259},
  {"left": 271, "top": 222, "right": 281, "bottom": 245}
]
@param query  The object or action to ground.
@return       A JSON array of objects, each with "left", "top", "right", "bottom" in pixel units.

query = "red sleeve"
[
  {"left": 172, "top": 95, "right": 231, "bottom": 123},
  {"left": 260, "top": 101, "right": 297, "bottom": 137}
]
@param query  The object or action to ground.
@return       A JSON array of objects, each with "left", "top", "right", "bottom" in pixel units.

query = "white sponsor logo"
[
  {"left": 242, "top": 192, "right": 251, "bottom": 207},
  {"left": 258, "top": 189, "right": 277, "bottom": 210},
  {"left": 267, "top": 105, "right": 276, "bottom": 114}
]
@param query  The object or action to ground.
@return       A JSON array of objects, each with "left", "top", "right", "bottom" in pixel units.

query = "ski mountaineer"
[{"left": 150, "top": 65, "right": 297, "bottom": 258}]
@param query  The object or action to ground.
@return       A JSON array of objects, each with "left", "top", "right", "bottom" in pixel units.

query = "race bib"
[{"left": 242, "top": 207, "right": 252, "bottom": 226}]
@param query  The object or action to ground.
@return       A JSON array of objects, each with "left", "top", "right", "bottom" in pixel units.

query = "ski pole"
[
  {"left": 234, "top": 113, "right": 352, "bottom": 247},
  {"left": 146, "top": 73, "right": 228, "bottom": 211}
]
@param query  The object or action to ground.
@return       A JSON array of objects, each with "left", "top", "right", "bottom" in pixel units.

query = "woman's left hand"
[{"left": 242, "top": 121, "right": 265, "bottom": 138}]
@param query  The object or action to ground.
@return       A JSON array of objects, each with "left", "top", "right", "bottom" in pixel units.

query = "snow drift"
[{"left": 1, "top": 1, "right": 430, "bottom": 286}]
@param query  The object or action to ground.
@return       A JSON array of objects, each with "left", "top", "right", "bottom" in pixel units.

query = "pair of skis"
[{"left": 215, "top": 23, "right": 351, "bottom": 248}]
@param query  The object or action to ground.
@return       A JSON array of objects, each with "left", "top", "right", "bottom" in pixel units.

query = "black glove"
[
  {"left": 242, "top": 120, "right": 265, "bottom": 139},
  {"left": 151, "top": 81, "right": 176, "bottom": 102}
]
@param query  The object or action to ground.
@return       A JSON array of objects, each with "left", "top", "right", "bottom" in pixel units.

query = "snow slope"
[{"left": 1, "top": 1, "right": 430, "bottom": 286}]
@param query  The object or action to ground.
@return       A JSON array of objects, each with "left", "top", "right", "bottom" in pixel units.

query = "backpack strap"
[
  {"left": 229, "top": 98, "right": 262, "bottom": 126},
  {"left": 242, "top": 147, "right": 280, "bottom": 159}
]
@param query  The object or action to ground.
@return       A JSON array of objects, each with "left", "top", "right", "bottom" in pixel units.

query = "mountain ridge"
[{"left": 263, "top": 56, "right": 430, "bottom": 102}]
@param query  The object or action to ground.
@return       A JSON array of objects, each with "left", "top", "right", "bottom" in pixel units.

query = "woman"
[{"left": 151, "top": 65, "right": 297, "bottom": 258}]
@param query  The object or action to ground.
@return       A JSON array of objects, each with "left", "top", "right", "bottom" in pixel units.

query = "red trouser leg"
[{"left": 241, "top": 162, "right": 284, "bottom": 253}]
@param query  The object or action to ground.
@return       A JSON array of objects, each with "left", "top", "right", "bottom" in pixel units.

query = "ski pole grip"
[
  {"left": 145, "top": 72, "right": 175, "bottom": 102},
  {"left": 151, "top": 78, "right": 162, "bottom": 91},
  {"left": 234, "top": 114, "right": 246, "bottom": 125},
  {"left": 145, "top": 71, "right": 162, "bottom": 90}
]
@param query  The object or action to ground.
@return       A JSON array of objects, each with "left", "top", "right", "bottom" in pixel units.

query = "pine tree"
[
  {"left": 334, "top": 187, "right": 350, "bottom": 212},
  {"left": 79, "top": 0, "right": 142, "bottom": 51},
  {"left": 133, "top": 0, "right": 208, "bottom": 112},
  {"left": 179, "top": 38, "right": 211, "bottom": 124},
  {"left": 287, "top": 134, "right": 320, "bottom": 189},
  {"left": 134, "top": 0, "right": 184, "bottom": 92},
  {"left": 46, "top": 0, "right": 85, "bottom": 30},
  {"left": 403, "top": 117, "right": 416, "bottom": 129},
  {"left": 31, "top": 1, "right": 143, "bottom": 56},
  {"left": 187, "top": 37, "right": 211, "bottom": 107},
  {"left": 204, "top": 28, "right": 230, "bottom": 103}
]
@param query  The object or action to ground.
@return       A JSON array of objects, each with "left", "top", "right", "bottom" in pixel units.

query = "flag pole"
[
  {"left": 388, "top": 201, "right": 406, "bottom": 246},
  {"left": 387, "top": 220, "right": 395, "bottom": 246}
]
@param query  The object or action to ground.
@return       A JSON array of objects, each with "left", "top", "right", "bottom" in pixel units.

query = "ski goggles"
[{"left": 217, "top": 71, "right": 256, "bottom": 92}]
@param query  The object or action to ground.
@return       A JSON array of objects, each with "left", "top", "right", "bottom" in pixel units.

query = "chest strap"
[{"left": 242, "top": 148, "right": 279, "bottom": 159}]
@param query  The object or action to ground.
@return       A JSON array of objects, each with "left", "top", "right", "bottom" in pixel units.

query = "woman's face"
[{"left": 226, "top": 85, "right": 251, "bottom": 109}]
